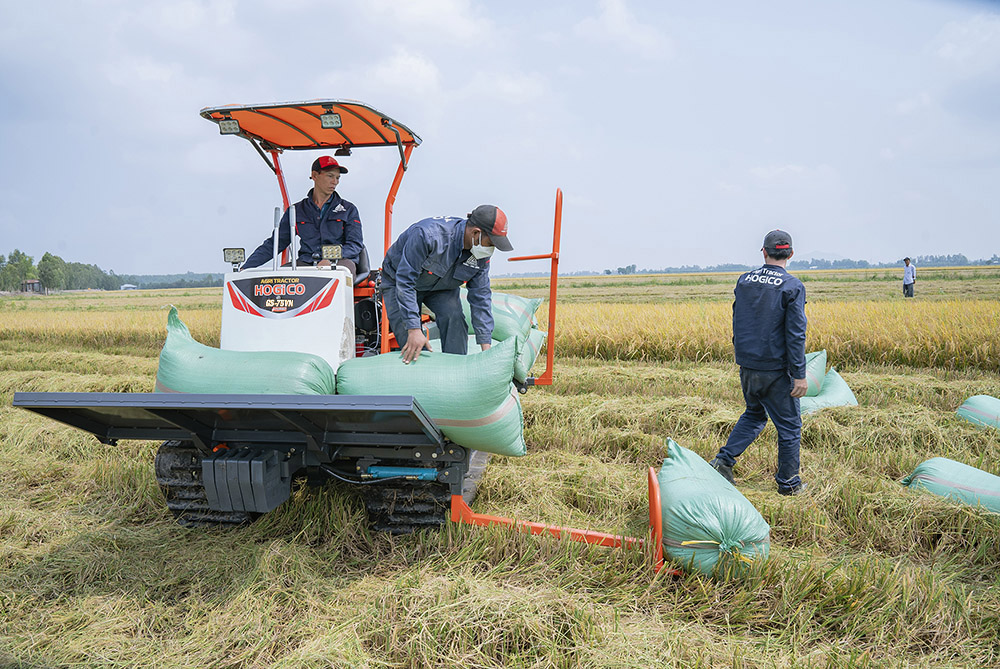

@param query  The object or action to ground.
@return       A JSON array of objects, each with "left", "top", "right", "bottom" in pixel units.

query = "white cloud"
[
  {"left": 573, "top": 0, "right": 671, "bottom": 60},
  {"left": 370, "top": 48, "right": 443, "bottom": 94},
  {"left": 934, "top": 13, "right": 1000, "bottom": 74},
  {"left": 879, "top": 147, "right": 895, "bottom": 161},
  {"left": 895, "top": 92, "right": 931, "bottom": 115},
  {"left": 102, "top": 57, "right": 181, "bottom": 86},
  {"left": 749, "top": 164, "right": 806, "bottom": 180},
  {"left": 460, "top": 71, "right": 548, "bottom": 105},
  {"left": 361, "top": 0, "right": 492, "bottom": 47},
  {"left": 144, "top": 0, "right": 237, "bottom": 32},
  {"left": 313, "top": 47, "right": 443, "bottom": 103}
]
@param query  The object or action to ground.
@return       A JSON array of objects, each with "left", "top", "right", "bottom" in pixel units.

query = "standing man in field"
[
  {"left": 710, "top": 230, "right": 808, "bottom": 496},
  {"left": 381, "top": 205, "right": 513, "bottom": 363},
  {"left": 902, "top": 257, "right": 916, "bottom": 298}
]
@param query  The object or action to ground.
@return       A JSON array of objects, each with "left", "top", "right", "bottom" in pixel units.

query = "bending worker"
[
  {"left": 710, "top": 229, "right": 808, "bottom": 496},
  {"left": 243, "top": 156, "right": 363, "bottom": 277},
  {"left": 381, "top": 205, "right": 513, "bottom": 363}
]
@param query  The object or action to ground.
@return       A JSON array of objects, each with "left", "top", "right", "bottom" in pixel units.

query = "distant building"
[
  {"left": 20, "top": 279, "right": 43, "bottom": 293},
  {"left": 119, "top": 284, "right": 138, "bottom": 290}
]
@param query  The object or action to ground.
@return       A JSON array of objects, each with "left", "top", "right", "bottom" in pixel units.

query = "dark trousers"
[
  {"left": 903, "top": 282, "right": 914, "bottom": 298},
  {"left": 382, "top": 286, "right": 469, "bottom": 355},
  {"left": 716, "top": 367, "right": 802, "bottom": 491}
]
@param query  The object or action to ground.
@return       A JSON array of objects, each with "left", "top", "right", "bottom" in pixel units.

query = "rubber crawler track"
[
  {"left": 154, "top": 440, "right": 259, "bottom": 527},
  {"left": 155, "top": 442, "right": 490, "bottom": 533}
]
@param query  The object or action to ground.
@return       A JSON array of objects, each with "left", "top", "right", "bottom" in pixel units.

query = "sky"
[{"left": 1, "top": 0, "right": 999, "bottom": 276}]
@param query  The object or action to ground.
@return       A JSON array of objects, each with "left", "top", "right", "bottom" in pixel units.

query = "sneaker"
[
  {"left": 778, "top": 482, "right": 807, "bottom": 496},
  {"left": 709, "top": 458, "right": 736, "bottom": 485}
]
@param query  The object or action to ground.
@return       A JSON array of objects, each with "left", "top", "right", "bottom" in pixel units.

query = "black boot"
[{"left": 709, "top": 458, "right": 736, "bottom": 485}]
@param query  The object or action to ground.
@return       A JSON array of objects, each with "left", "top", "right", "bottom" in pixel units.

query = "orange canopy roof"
[{"left": 200, "top": 99, "right": 421, "bottom": 151}]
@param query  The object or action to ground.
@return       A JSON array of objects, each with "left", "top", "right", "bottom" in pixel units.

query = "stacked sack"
[
  {"left": 799, "top": 349, "right": 858, "bottom": 415},
  {"left": 155, "top": 307, "right": 337, "bottom": 395},
  {"left": 336, "top": 338, "right": 527, "bottom": 457},
  {"left": 657, "top": 440, "right": 771, "bottom": 575},
  {"left": 448, "top": 288, "right": 547, "bottom": 384}
]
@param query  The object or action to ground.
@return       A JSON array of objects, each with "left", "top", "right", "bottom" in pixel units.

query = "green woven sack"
[
  {"left": 433, "top": 328, "right": 546, "bottom": 384},
  {"left": 335, "top": 338, "right": 526, "bottom": 457},
  {"left": 800, "top": 368, "right": 858, "bottom": 415},
  {"left": 155, "top": 307, "right": 336, "bottom": 395},
  {"left": 901, "top": 457, "right": 1000, "bottom": 513},
  {"left": 493, "top": 291, "right": 543, "bottom": 329},
  {"left": 804, "top": 350, "right": 827, "bottom": 397},
  {"left": 459, "top": 288, "right": 542, "bottom": 342},
  {"left": 956, "top": 395, "right": 1000, "bottom": 430},
  {"left": 656, "top": 440, "right": 770, "bottom": 575},
  {"left": 514, "top": 328, "right": 547, "bottom": 383}
]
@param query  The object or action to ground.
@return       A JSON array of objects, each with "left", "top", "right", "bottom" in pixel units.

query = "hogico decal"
[{"left": 227, "top": 276, "right": 339, "bottom": 318}]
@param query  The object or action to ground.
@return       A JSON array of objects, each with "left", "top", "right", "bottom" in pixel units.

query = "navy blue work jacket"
[
  {"left": 381, "top": 216, "right": 494, "bottom": 344},
  {"left": 731, "top": 264, "right": 807, "bottom": 379},
  {"left": 243, "top": 190, "right": 363, "bottom": 269}
]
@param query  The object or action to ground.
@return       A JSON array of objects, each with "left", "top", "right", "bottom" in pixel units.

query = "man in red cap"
[
  {"left": 381, "top": 205, "right": 513, "bottom": 362},
  {"left": 243, "top": 156, "right": 363, "bottom": 276}
]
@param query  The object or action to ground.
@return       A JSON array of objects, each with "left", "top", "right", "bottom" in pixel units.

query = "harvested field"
[{"left": 2, "top": 271, "right": 999, "bottom": 667}]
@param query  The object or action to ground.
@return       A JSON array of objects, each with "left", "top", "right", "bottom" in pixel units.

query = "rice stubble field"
[{"left": 1, "top": 268, "right": 999, "bottom": 667}]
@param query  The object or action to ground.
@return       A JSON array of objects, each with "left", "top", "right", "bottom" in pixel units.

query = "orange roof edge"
[{"left": 199, "top": 98, "right": 421, "bottom": 151}]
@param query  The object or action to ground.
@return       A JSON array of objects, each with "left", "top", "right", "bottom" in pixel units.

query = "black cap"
[
  {"left": 763, "top": 229, "right": 793, "bottom": 254},
  {"left": 467, "top": 205, "right": 512, "bottom": 252}
]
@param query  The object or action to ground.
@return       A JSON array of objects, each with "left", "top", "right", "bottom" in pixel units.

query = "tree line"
[
  {"left": 0, "top": 249, "right": 222, "bottom": 292},
  {"left": 0, "top": 250, "right": 120, "bottom": 292},
  {"left": 605, "top": 253, "right": 1000, "bottom": 275}
]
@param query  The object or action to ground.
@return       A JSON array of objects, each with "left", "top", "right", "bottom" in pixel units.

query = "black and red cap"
[
  {"left": 763, "top": 229, "right": 792, "bottom": 253},
  {"left": 467, "top": 205, "right": 512, "bottom": 252},
  {"left": 311, "top": 156, "right": 348, "bottom": 174}
]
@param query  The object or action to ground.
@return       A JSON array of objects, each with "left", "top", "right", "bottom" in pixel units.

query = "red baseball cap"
[
  {"left": 311, "top": 156, "right": 348, "bottom": 174},
  {"left": 467, "top": 205, "right": 512, "bottom": 252}
]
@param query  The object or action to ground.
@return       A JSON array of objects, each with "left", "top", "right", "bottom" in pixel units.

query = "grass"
[{"left": 2, "top": 272, "right": 1000, "bottom": 667}]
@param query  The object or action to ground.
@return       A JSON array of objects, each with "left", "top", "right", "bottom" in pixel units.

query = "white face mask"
[{"left": 471, "top": 231, "right": 495, "bottom": 259}]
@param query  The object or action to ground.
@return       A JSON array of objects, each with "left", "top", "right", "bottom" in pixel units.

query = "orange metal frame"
[
  {"left": 379, "top": 143, "right": 416, "bottom": 353},
  {"left": 508, "top": 188, "right": 562, "bottom": 385},
  {"left": 266, "top": 143, "right": 415, "bottom": 316},
  {"left": 449, "top": 466, "right": 671, "bottom": 574},
  {"left": 264, "top": 129, "right": 668, "bottom": 575}
]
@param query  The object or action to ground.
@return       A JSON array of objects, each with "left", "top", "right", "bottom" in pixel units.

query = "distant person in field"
[
  {"left": 243, "top": 156, "right": 362, "bottom": 278},
  {"left": 902, "top": 257, "right": 915, "bottom": 298},
  {"left": 381, "top": 205, "right": 513, "bottom": 363},
  {"left": 709, "top": 229, "right": 808, "bottom": 496}
]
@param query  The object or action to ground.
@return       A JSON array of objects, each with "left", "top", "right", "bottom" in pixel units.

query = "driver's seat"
[{"left": 354, "top": 246, "right": 371, "bottom": 283}]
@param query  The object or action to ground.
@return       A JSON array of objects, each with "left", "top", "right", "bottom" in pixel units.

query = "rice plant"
[{"left": 2, "top": 278, "right": 999, "bottom": 667}]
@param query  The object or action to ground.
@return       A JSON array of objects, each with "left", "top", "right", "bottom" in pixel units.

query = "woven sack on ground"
[{"left": 657, "top": 439, "right": 770, "bottom": 575}]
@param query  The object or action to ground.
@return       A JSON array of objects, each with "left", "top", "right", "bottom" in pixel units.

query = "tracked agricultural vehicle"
[{"left": 14, "top": 99, "right": 563, "bottom": 534}]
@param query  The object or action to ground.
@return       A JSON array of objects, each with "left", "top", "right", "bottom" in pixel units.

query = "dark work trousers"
[
  {"left": 382, "top": 286, "right": 470, "bottom": 355},
  {"left": 717, "top": 367, "right": 802, "bottom": 491},
  {"left": 903, "top": 282, "right": 914, "bottom": 298}
]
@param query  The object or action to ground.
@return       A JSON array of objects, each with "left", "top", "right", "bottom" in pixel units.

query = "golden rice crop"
[
  {"left": 549, "top": 299, "right": 1000, "bottom": 372},
  {"left": 0, "top": 308, "right": 221, "bottom": 354}
]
